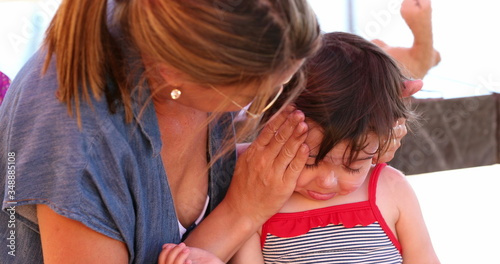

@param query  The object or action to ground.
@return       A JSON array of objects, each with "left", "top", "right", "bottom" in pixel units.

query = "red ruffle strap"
[{"left": 262, "top": 201, "right": 376, "bottom": 238}]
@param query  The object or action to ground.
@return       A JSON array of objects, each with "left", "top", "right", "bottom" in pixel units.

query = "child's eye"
[
  {"left": 305, "top": 163, "right": 318, "bottom": 169},
  {"left": 343, "top": 166, "right": 361, "bottom": 174}
]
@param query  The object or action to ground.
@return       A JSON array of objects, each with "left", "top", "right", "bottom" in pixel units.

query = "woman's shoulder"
[
  {"left": 2, "top": 50, "right": 123, "bottom": 137},
  {"left": 8, "top": 50, "right": 60, "bottom": 102},
  {"left": 0, "top": 50, "right": 136, "bottom": 178}
]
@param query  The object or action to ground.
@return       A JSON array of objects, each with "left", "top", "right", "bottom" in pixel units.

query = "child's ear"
[{"left": 402, "top": 79, "right": 423, "bottom": 97}]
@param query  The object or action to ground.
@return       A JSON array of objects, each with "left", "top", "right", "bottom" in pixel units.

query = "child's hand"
[
  {"left": 158, "top": 243, "right": 191, "bottom": 264},
  {"left": 158, "top": 243, "right": 224, "bottom": 264}
]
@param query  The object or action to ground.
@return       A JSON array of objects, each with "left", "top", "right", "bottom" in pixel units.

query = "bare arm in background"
[{"left": 373, "top": 0, "right": 441, "bottom": 79}]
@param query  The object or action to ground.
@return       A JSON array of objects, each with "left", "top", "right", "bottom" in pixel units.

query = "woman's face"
[
  {"left": 155, "top": 60, "right": 304, "bottom": 114},
  {"left": 294, "top": 122, "right": 379, "bottom": 201}
]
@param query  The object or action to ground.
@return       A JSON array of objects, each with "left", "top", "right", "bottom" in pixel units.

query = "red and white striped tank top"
[{"left": 261, "top": 163, "right": 402, "bottom": 264}]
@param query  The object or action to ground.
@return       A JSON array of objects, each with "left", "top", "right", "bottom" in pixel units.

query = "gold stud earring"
[{"left": 170, "top": 89, "right": 181, "bottom": 100}]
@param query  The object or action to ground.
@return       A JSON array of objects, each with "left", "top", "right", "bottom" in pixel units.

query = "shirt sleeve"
[{"left": 0, "top": 52, "right": 130, "bottom": 243}]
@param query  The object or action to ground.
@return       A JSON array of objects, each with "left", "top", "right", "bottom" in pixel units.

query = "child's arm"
[
  {"left": 229, "top": 232, "right": 265, "bottom": 264},
  {"left": 387, "top": 168, "right": 440, "bottom": 264}
]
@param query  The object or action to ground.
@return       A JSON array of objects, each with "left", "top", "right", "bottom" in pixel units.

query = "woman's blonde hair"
[{"left": 43, "top": 0, "right": 321, "bottom": 150}]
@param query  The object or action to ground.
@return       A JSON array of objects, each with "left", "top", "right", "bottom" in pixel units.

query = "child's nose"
[{"left": 317, "top": 170, "right": 337, "bottom": 189}]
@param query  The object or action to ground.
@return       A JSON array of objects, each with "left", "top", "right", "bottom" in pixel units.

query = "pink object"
[{"left": 0, "top": 71, "right": 11, "bottom": 106}]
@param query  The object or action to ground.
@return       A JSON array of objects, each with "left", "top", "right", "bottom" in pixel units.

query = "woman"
[
  {"left": 0, "top": 0, "right": 318, "bottom": 263},
  {"left": 0, "top": 1, "right": 415, "bottom": 263}
]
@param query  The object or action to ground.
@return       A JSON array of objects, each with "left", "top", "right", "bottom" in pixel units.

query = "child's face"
[{"left": 294, "top": 122, "right": 379, "bottom": 201}]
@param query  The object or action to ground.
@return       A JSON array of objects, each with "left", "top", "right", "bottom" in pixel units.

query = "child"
[
  {"left": 158, "top": 32, "right": 439, "bottom": 263},
  {"left": 230, "top": 32, "right": 439, "bottom": 264}
]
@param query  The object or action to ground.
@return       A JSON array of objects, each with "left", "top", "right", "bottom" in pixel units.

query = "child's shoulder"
[
  {"left": 376, "top": 164, "right": 413, "bottom": 195},
  {"left": 374, "top": 164, "right": 416, "bottom": 225},
  {"left": 378, "top": 164, "right": 406, "bottom": 181}
]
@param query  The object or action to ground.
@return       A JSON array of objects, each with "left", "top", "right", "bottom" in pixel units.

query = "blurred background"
[
  {"left": 3, "top": 1, "right": 499, "bottom": 97},
  {"left": 1, "top": 0, "right": 500, "bottom": 96},
  {"left": 0, "top": 1, "right": 499, "bottom": 263}
]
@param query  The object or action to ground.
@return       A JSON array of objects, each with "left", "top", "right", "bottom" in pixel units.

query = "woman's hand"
[
  {"left": 158, "top": 243, "right": 224, "bottom": 264},
  {"left": 225, "top": 105, "right": 309, "bottom": 224},
  {"left": 182, "top": 105, "right": 309, "bottom": 261},
  {"left": 373, "top": 79, "right": 422, "bottom": 164},
  {"left": 402, "top": 79, "right": 423, "bottom": 97},
  {"left": 373, "top": 118, "right": 408, "bottom": 164}
]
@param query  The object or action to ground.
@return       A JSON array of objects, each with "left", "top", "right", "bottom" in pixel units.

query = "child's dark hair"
[{"left": 266, "top": 32, "right": 415, "bottom": 165}]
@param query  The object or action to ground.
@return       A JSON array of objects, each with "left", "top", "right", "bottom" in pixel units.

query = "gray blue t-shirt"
[{"left": 0, "top": 50, "right": 236, "bottom": 263}]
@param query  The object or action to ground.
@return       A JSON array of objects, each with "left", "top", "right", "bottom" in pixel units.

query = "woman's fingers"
[
  {"left": 225, "top": 106, "right": 309, "bottom": 222},
  {"left": 251, "top": 104, "right": 308, "bottom": 178},
  {"left": 254, "top": 105, "right": 296, "bottom": 147},
  {"left": 259, "top": 108, "right": 308, "bottom": 183},
  {"left": 273, "top": 122, "right": 309, "bottom": 181},
  {"left": 282, "top": 143, "right": 309, "bottom": 183},
  {"left": 374, "top": 118, "right": 407, "bottom": 164},
  {"left": 393, "top": 118, "right": 408, "bottom": 139},
  {"left": 402, "top": 79, "right": 423, "bottom": 97},
  {"left": 270, "top": 110, "right": 307, "bottom": 146},
  {"left": 267, "top": 109, "right": 307, "bottom": 157}
]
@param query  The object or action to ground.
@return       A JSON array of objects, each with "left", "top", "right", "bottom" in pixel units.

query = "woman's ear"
[{"left": 156, "top": 64, "right": 184, "bottom": 87}]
